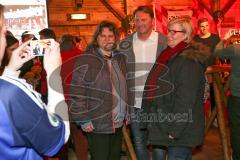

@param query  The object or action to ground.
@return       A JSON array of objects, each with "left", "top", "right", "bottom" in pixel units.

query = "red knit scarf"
[{"left": 146, "top": 41, "right": 188, "bottom": 102}]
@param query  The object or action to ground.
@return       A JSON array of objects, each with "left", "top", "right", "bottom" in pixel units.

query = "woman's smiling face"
[{"left": 167, "top": 23, "right": 186, "bottom": 48}]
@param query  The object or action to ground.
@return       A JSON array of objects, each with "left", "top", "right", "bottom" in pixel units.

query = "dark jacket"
[
  {"left": 141, "top": 41, "right": 211, "bottom": 147},
  {"left": 69, "top": 48, "right": 128, "bottom": 134}
]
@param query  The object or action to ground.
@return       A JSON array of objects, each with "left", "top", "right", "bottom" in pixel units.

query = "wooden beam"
[
  {"left": 123, "top": 0, "right": 127, "bottom": 15},
  {"left": 196, "top": 0, "right": 212, "bottom": 15},
  {"left": 212, "top": 0, "right": 220, "bottom": 11},
  {"left": 222, "top": 0, "right": 237, "bottom": 14},
  {"left": 99, "top": 0, "right": 125, "bottom": 21}
]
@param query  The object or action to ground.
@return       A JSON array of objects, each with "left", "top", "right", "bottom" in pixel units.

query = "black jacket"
[{"left": 141, "top": 41, "right": 211, "bottom": 147}]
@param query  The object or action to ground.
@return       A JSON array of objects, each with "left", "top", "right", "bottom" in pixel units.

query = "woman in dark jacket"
[{"left": 141, "top": 17, "right": 210, "bottom": 160}]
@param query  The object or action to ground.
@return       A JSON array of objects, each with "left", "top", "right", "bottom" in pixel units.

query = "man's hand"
[{"left": 168, "top": 134, "right": 174, "bottom": 139}]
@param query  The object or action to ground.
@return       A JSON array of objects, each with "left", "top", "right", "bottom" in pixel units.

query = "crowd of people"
[{"left": 0, "top": 3, "right": 240, "bottom": 160}]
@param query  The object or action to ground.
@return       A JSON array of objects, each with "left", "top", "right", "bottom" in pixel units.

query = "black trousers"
[
  {"left": 228, "top": 95, "right": 240, "bottom": 160},
  {"left": 87, "top": 127, "right": 122, "bottom": 160}
]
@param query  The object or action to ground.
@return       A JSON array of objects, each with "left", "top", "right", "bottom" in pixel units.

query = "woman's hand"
[
  {"left": 44, "top": 41, "right": 62, "bottom": 76},
  {"left": 7, "top": 40, "right": 35, "bottom": 72}
]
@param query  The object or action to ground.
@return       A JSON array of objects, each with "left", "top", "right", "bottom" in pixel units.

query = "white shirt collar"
[{"left": 133, "top": 31, "right": 158, "bottom": 42}]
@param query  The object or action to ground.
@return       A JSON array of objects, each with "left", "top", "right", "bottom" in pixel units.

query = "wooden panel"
[
  {"left": 47, "top": 0, "right": 240, "bottom": 43},
  {"left": 48, "top": 0, "right": 124, "bottom": 42}
]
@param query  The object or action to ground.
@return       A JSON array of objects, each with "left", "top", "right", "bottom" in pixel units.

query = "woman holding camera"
[{"left": 215, "top": 30, "right": 240, "bottom": 160}]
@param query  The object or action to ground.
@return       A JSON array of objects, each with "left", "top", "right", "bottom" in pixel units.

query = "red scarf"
[{"left": 146, "top": 41, "right": 188, "bottom": 102}]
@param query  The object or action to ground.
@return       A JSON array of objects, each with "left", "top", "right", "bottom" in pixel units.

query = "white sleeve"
[
  {"left": 2, "top": 66, "right": 21, "bottom": 77},
  {"left": 46, "top": 73, "right": 70, "bottom": 143}
]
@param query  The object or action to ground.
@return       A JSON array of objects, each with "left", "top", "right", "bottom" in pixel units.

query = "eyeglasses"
[{"left": 167, "top": 29, "right": 185, "bottom": 35}]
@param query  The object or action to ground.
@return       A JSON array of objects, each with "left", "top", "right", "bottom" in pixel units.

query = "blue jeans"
[
  {"left": 130, "top": 118, "right": 148, "bottom": 160},
  {"left": 152, "top": 146, "right": 192, "bottom": 160},
  {"left": 130, "top": 108, "right": 173, "bottom": 160}
]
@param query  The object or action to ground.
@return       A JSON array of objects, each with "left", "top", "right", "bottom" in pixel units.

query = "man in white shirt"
[{"left": 120, "top": 5, "right": 167, "bottom": 160}]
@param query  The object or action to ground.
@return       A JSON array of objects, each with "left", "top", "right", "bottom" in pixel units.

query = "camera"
[{"left": 30, "top": 39, "right": 54, "bottom": 56}]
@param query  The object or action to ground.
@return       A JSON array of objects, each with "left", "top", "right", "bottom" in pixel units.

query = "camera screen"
[{"left": 30, "top": 39, "right": 54, "bottom": 56}]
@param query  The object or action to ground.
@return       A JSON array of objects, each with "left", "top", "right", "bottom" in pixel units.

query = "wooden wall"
[
  {"left": 48, "top": 0, "right": 151, "bottom": 44},
  {"left": 48, "top": 0, "right": 239, "bottom": 44}
]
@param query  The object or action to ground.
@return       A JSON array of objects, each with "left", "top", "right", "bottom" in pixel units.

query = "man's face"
[
  {"left": 198, "top": 21, "right": 210, "bottom": 36},
  {"left": 97, "top": 27, "right": 116, "bottom": 51},
  {"left": 134, "top": 11, "right": 153, "bottom": 35}
]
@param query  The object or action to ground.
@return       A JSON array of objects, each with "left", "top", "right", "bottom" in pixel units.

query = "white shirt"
[{"left": 133, "top": 31, "right": 158, "bottom": 108}]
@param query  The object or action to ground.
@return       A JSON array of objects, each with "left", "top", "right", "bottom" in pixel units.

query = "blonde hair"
[{"left": 167, "top": 16, "right": 194, "bottom": 43}]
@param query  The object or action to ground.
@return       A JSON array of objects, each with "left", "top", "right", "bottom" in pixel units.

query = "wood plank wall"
[
  {"left": 48, "top": 0, "right": 151, "bottom": 44},
  {"left": 48, "top": 0, "right": 239, "bottom": 44}
]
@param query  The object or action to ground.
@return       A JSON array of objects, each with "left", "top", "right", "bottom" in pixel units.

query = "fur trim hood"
[{"left": 180, "top": 40, "right": 211, "bottom": 64}]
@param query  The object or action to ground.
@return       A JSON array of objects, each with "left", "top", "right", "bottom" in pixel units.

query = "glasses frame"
[{"left": 167, "top": 29, "right": 185, "bottom": 35}]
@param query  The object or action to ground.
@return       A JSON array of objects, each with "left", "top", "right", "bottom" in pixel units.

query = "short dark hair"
[
  {"left": 21, "top": 31, "right": 34, "bottom": 41},
  {"left": 59, "top": 34, "right": 75, "bottom": 52},
  {"left": 87, "top": 20, "right": 119, "bottom": 51},
  {"left": 133, "top": 6, "right": 154, "bottom": 19},
  {"left": 197, "top": 18, "right": 208, "bottom": 27},
  {"left": 39, "top": 28, "right": 56, "bottom": 40}
]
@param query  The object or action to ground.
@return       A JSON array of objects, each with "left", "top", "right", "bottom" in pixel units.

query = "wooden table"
[{"left": 205, "top": 65, "right": 231, "bottom": 160}]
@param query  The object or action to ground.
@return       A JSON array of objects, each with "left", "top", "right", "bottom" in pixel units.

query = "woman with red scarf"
[{"left": 140, "top": 17, "right": 210, "bottom": 160}]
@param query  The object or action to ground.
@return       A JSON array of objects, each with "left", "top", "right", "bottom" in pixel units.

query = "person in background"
[
  {"left": 194, "top": 18, "right": 220, "bottom": 66},
  {"left": 215, "top": 30, "right": 240, "bottom": 160},
  {"left": 120, "top": 5, "right": 167, "bottom": 160},
  {"left": 37, "top": 28, "right": 57, "bottom": 104},
  {"left": 19, "top": 30, "right": 36, "bottom": 78},
  {"left": 21, "top": 31, "right": 35, "bottom": 43},
  {"left": 141, "top": 17, "right": 210, "bottom": 160},
  {"left": 59, "top": 34, "right": 87, "bottom": 160},
  {"left": 0, "top": 4, "right": 70, "bottom": 160},
  {"left": 194, "top": 18, "right": 221, "bottom": 117},
  {"left": 73, "top": 36, "right": 86, "bottom": 51},
  {"left": 39, "top": 28, "right": 56, "bottom": 40},
  {"left": 70, "top": 20, "right": 128, "bottom": 160}
]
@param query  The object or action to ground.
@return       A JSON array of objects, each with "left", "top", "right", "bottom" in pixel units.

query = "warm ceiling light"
[{"left": 68, "top": 13, "right": 88, "bottom": 20}]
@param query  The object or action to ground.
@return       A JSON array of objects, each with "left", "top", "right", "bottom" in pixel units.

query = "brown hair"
[
  {"left": 86, "top": 20, "right": 119, "bottom": 51},
  {"left": 197, "top": 18, "right": 208, "bottom": 27},
  {"left": 133, "top": 6, "right": 154, "bottom": 19}
]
